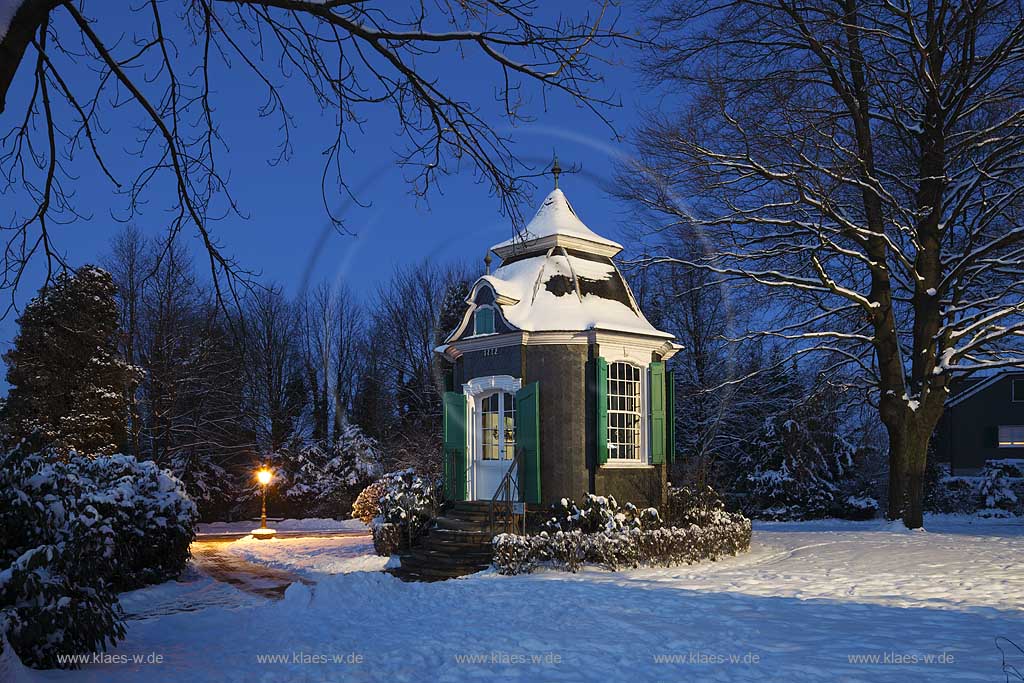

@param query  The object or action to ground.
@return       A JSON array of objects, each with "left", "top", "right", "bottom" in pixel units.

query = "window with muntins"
[
  {"left": 998, "top": 425, "right": 1024, "bottom": 448},
  {"left": 474, "top": 307, "right": 495, "bottom": 335},
  {"left": 480, "top": 391, "right": 515, "bottom": 460},
  {"left": 607, "top": 362, "right": 642, "bottom": 461}
]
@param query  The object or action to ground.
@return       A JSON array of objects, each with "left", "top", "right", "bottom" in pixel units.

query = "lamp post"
[{"left": 253, "top": 467, "right": 275, "bottom": 539}]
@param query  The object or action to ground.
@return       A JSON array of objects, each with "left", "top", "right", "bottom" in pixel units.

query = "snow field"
[{"left": 25, "top": 516, "right": 1024, "bottom": 682}]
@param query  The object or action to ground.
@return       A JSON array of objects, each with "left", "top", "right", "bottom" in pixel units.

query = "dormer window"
[{"left": 474, "top": 306, "right": 495, "bottom": 335}]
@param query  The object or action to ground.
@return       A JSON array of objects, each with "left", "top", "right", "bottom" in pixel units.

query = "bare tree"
[
  {"left": 0, "top": 1, "right": 624, "bottom": 313},
  {"left": 625, "top": 0, "right": 1024, "bottom": 527},
  {"left": 371, "top": 260, "right": 470, "bottom": 472},
  {"left": 104, "top": 225, "right": 151, "bottom": 457},
  {"left": 241, "top": 286, "right": 305, "bottom": 453},
  {"left": 331, "top": 283, "right": 364, "bottom": 441},
  {"left": 299, "top": 280, "right": 363, "bottom": 443},
  {"left": 138, "top": 237, "right": 204, "bottom": 464}
]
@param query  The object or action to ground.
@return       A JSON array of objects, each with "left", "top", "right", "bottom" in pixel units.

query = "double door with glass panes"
[{"left": 473, "top": 390, "right": 516, "bottom": 499}]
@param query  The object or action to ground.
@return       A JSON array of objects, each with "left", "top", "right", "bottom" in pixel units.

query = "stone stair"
[{"left": 391, "top": 501, "right": 495, "bottom": 581}]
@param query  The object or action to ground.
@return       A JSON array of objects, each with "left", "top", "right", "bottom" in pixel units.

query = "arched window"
[
  {"left": 607, "top": 361, "right": 642, "bottom": 461},
  {"left": 474, "top": 306, "right": 495, "bottom": 335}
]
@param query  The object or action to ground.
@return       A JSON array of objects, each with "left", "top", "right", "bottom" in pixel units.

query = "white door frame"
[{"left": 463, "top": 375, "right": 521, "bottom": 500}]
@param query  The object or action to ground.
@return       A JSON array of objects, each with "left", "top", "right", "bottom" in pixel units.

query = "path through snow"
[{"left": 190, "top": 540, "right": 312, "bottom": 600}]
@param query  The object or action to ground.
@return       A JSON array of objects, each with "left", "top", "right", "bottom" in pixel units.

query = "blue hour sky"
[{"left": 0, "top": 4, "right": 668, "bottom": 359}]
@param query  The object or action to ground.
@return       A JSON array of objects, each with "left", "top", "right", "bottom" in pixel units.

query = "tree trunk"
[
  {"left": 886, "top": 438, "right": 905, "bottom": 521},
  {"left": 885, "top": 412, "right": 936, "bottom": 529},
  {"left": 902, "top": 432, "right": 929, "bottom": 529}
]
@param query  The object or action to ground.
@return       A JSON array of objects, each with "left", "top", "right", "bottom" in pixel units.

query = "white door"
[{"left": 473, "top": 390, "right": 516, "bottom": 500}]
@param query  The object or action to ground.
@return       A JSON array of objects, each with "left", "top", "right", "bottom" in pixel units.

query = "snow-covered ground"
[
  {"left": 16, "top": 515, "right": 1024, "bottom": 682},
  {"left": 223, "top": 535, "right": 388, "bottom": 577},
  {"left": 197, "top": 517, "right": 367, "bottom": 535}
]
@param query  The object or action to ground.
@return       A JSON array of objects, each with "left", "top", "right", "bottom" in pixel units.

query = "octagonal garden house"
[{"left": 436, "top": 184, "right": 681, "bottom": 513}]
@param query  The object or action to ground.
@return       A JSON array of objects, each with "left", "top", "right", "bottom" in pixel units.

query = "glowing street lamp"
[{"left": 253, "top": 466, "right": 275, "bottom": 539}]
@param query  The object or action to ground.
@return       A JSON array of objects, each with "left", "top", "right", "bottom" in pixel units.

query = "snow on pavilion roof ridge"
[
  {"left": 491, "top": 188, "right": 623, "bottom": 256},
  {"left": 458, "top": 252, "right": 674, "bottom": 340}
]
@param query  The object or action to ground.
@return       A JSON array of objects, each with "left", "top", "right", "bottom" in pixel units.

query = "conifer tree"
[{"left": 3, "top": 266, "right": 139, "bottom": 456}]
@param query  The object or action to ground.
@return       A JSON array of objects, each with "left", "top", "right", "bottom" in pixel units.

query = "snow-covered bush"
[
  {"left": 372, "top": 523, "right": 402, "bottom": 556},
  {"left": 542, "top": 495, "right": 661, "bottom": 534},
  {"left": 261, "top": 426, "right": 385, "bottom": 518},
  {"left": 494, "top": 494, "right": 751, "bottom": 575},
  {"left": 736, "top": 412, "right": 856, "bottom": 519},
  {"left": 493, "top": 514, "right": 752, "bottom": 575},
  {"left": 0, "top": 447, "right": 196, "bottom": 668},
  {"left": 0, "top": 448, "right": 124, "bottom": 668},
  {"left": 79, "top": 455, "right": 198, "bottom": 590},
  {"left": 835, "top": 494, "right": 879, "bottom": 520},
  {"left": 666, "top": 484, "right": 726, "bottom": 527},
  {"left": 924, "top": 459, "right": 979, "bottom": 514},
  {"left": 352, "top": 479, "right": 387, "bottom": 525},
  {"left": 378, "top": 469, "right": 438, "bottom": 527},
  {"left": 368, "top": 469, "right": 439, "bottom": 556},
  {"left": 986, "top": 459, "right": 1024, "bottom": 478},
  {"left": 492, "top": 533, "right": 536, "bottom": 575},
  {"left": 978, "top": 467, "right": 1018, "bottom": 514},
  {"left": 166, "top": 452, "right": 238, "bottom": 522}
]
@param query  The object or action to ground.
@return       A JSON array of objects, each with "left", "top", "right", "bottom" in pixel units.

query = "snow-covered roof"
[
  {"left": 491, "top": 189, "right": 623, "bottom": 259},
  {"left": 440, "top": 187, "right": 677, "bottom": 348},
  {"left": 473, "top": 251, "right": 671, "bottom": 338},
  {"left": 946, "top": 369, "right": 1024, "bottom": 407}
]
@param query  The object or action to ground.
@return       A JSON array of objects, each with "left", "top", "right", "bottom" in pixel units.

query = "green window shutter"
[
  {"left": 515, "top": 382, "right": 541, "bottom": 504},
  {"left": 650, "top": 361, "right": 666, "bottom": 464},
  {"left": 474, "top": 307, "right": 494, "bottom": 335},
  {"left": 666, "top": 369, "right": 677, "bottom": 464},
  {"left": 596, "top": 357, "right": 608, "bottom": 465},
  {"left": 443, "top": 391, "right": 468, "bottom": 500}
]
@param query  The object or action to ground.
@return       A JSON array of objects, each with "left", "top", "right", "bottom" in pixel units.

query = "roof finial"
[
  {"left": 551, "top": 151, "right": 562, "bottom": 190},
  {"left": 484, "top": 250, "right": 493, "bottom": 275}
]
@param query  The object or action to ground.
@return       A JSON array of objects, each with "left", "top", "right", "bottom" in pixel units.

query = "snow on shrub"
[
  {"left": 732, "top": 405, "right": 859, "bottom": 520},
  {"left": 924, "top": 458, "right": 979, "bottom": 514},
  {"left": 79, "top": 455, "right": 198, "bottom": 590},
  {"left": 494, "top": 519, "right": 752, "bottom": 575},
  {"left": 369, "top": 469, "right": 440, "bottom": 556},
  {"left": 838, "top": 495, "right": 879, "bottom": 520},
  {"left": 542, "top": 495, "right": 661, "bottom": 534},
  {"left": 260, "top": 425, "right": 385, "bottom": 518},
  {"left": 352, "top": 479, "right": 386, "bottom": 525},
  {"left": 978, "top": 466, "right": 1018, "bottom": 513},
  {"left": 0, "top": 449, "right": 123, "bottom": 668},
  {"left": 986, "top": 459, "right": 1024, "bottom": 478},
  {"left": 0, "top": 447, "right": 196, "bottom": 668},
  {"left": 378, "top": 469, "right": 438, "bottom": 527},
  {"left": 666, "top": 484, "right": 727, "bottom": 527},
  {"left": 494, "top": 490, "right": 751, "bottom": 575}
]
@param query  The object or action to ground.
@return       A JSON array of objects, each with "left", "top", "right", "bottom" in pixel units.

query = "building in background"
[{"left": 933, "top": 370, "right": 1024, "bottom": 474}]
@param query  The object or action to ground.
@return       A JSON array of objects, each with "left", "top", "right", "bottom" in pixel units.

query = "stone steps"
[{"left": 393, "top": 501, "right": 498, "bottom": 582}]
